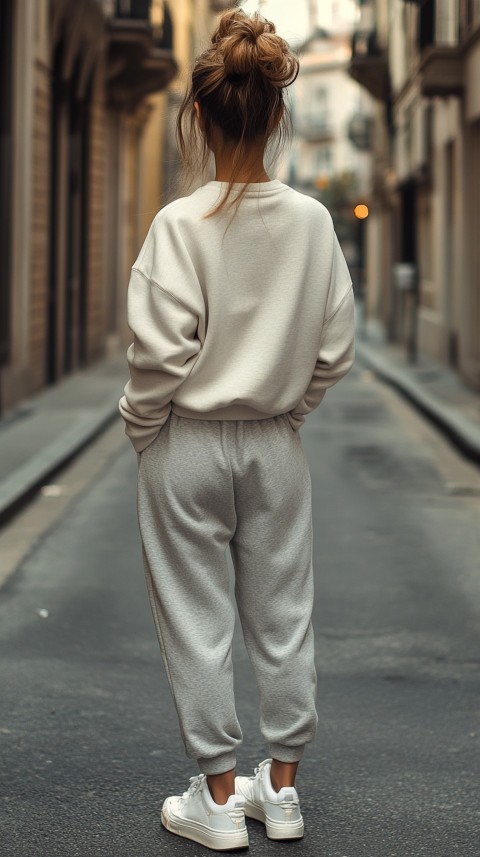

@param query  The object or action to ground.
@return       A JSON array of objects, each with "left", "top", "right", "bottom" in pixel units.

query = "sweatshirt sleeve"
[
  {"left": 287, "top": 234, "right": 355, "bottom": 430},
  {"left": 118, "top": 268, "right": 202, "bottom": 453}
]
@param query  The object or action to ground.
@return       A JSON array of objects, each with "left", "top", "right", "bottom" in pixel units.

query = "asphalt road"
[{"left": 1, "top": 364, "right": 480, "bottom": 857}]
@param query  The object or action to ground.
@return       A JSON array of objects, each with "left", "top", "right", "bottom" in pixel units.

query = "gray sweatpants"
[{"left": 137, "top": 411, "right": 318, "bottom": 776}]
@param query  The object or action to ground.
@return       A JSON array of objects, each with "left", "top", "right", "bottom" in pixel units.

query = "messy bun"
[
  {"left": 215, "top": 9, "right": 298, "bottom": 87},
  {"left": 175, "top": 8, "right": 299, "bottom": 224}
]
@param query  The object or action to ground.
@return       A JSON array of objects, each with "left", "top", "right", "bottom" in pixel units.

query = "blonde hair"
[{"left": 175, "top": 7, "right": 299, "bottom": 223}]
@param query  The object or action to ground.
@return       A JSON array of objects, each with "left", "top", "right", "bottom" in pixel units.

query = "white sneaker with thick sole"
[
  {"left": 161, "top": 773, "right": 249, "bottom": 851},
  {"left": 235, "top": 758, "right": 304, "bottom": 840}
]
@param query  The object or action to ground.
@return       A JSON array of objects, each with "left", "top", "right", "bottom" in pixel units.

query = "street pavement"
[{"left": 1, "top": 364, "right": 480, "bottom": 856}]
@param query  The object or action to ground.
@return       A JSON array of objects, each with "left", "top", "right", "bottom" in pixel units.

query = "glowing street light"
[
  {"left": 354, "top": 203, "right": 369, "bottom": 219},
  {"left": 315, "top": 175, "right": 329, "bottom": 190}
]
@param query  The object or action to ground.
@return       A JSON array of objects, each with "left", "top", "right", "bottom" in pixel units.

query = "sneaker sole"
[
  {"left": 161, "top": 806, "right": 249, "bottom": 852},
  {"left": 243, "top": 798, "right": 304, "bottom": 840}
]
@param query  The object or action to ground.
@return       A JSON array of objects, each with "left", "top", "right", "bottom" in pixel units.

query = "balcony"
[
  {"left": 416, "top": 0, "right": 463, "bottom": 96},
  {"left": 418, "top": 44, "right": 463, "bottom": 96},
  {"left": 296, "top": 117, "right": 334, "bottom": 143},
  {"left": 105, "top": 0, "right": 177, "bottom": 111},
  {"left": 349, "top": 29, "right": 389, "bottom": 102}
]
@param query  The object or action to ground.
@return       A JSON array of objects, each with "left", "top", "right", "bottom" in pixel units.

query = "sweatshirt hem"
[{"left": 171, "top": 403, "right": 288, "bottom": 421}]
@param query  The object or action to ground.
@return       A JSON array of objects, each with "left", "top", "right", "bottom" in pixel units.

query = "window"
[
  {"left": 309, "top": 86, "right": 329, "bottom": 127},
  {"left": 315, "top": 147, "right": 332, "bottom": 174},
  {"left": 436, "top": 0, "right": 460, "bottom": 44}
]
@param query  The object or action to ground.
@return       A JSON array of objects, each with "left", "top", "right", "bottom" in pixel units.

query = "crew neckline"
[{"left": 203, "top": 179, "right": 288, "bottom": 196}]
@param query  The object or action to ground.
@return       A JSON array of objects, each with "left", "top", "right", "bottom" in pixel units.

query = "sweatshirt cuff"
[
  {"left": 285, "top": 411, "right": 305, "bottom": 431},
  {"left": 125, "top": 424, "right": 161, "bottom": 454}
]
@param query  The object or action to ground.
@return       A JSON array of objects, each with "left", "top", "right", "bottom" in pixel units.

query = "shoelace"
[
  {"left": 181, "top": 774, "right": 205, "bottom": 803},
  {"left": 250, "top": 762, "right": 267, "bottom": 780}
]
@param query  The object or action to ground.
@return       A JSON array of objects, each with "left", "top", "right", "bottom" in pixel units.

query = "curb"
[
  {"left": 356, "top": 342, "right": 480, "bottom": 466},
  {"left": 0, "top": 399, "right": 121, "bottom": 527}
]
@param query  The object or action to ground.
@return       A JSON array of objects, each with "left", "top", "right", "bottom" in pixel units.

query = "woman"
[{"left": 119, "top": 7, "right": 355, "bottom": 852}]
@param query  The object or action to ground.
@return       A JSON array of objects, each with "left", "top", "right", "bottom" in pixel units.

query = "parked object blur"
[{"left": 392, "top": 262, "right": 418, "bottom": 364}]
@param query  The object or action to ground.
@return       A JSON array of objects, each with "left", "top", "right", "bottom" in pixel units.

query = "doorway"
[
  {"left": 444, "top": 140, "right": 458, "bottom": 367},
  {"left": 47, "top": 37, "right": 90, "bottom": 383},
  {"left": 0, "top": 0, "right": 13, "bottom": 378}
]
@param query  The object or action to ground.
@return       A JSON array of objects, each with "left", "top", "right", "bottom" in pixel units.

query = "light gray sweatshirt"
[{"left": 119, "top": 179, "right": 355, "bottom": 453}]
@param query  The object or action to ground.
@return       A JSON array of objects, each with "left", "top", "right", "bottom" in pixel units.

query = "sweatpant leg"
[
  {"left": 229, "top": 413, "right": 318, "bottom": 763},
  {"left": 137, "top": 413, "right": 242, "bottom": 776}
]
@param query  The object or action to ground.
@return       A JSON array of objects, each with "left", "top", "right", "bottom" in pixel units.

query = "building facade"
[
  {"left": 350, "top": 0, "right": 480, "bottom": 388},
  {"left": 286, "top": 27, "right": 373, "bottom": 195},
  {"left": 278, "top": 25, "right": 374, "bottom": 289},
  {"left": 0, "top": 0, "right": 232, "bottom": 416}
]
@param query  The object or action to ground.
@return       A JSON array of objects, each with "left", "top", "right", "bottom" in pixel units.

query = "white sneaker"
[
  {"left": 161, "top": 773, "right": 249, "bottom": 851},
  {"left": 235, "top": 758, "right": 304, "bottom": 840}
]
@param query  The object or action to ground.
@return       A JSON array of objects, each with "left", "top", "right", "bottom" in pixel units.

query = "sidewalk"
[
  {"left": 356, "top": 306, "right": 480, "bottom": 466},
  {"left": 0, "top": 354, "right": 127, "bottom": 525}
]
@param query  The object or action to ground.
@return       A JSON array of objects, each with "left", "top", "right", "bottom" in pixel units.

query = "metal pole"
[{"left": 408, "top": 268, "right": 419, "bottom": 364}]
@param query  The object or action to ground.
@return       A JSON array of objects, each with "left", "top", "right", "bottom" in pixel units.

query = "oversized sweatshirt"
[{"left": 119, "top": 179, "right": 356, "bottom": 453}]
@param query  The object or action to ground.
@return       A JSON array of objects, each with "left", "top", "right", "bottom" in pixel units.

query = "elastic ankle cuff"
[
  {"left": 197, "top": 751, "right": 237, "bottom": 775},
  {"left": 269, "top": 743, "right": 306, "bottom": 763}
]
